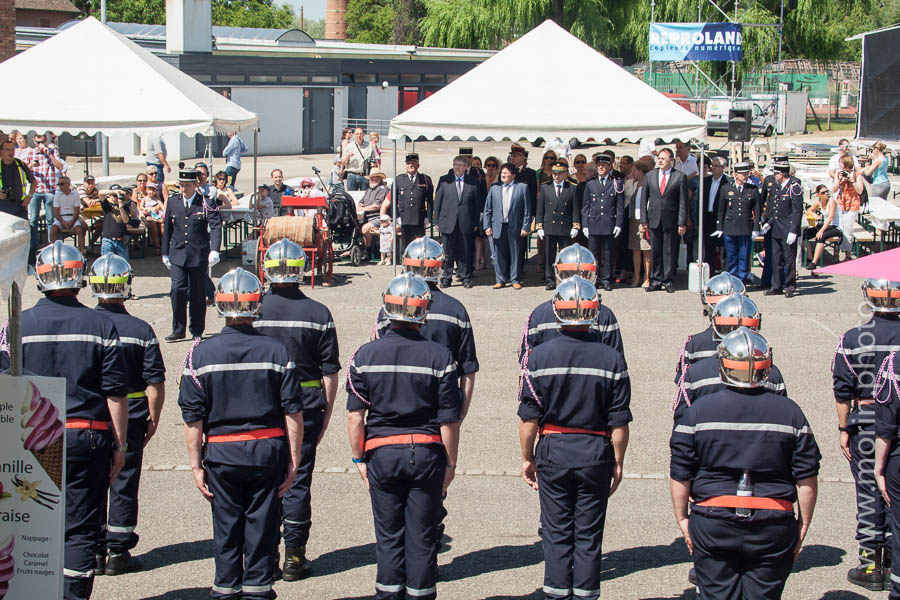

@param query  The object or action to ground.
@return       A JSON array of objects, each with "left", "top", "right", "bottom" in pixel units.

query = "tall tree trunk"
[
  {"left": 393, "top": 0, "right": 425, "bottom": 45},
  {"left": 552, "top": 0, "right": 565, "bottom": 28}
]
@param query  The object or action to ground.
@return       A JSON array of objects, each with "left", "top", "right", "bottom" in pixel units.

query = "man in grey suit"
[
  {"left": 434, "top": 155, "right": 485, "bottom": 289},
  {"left": 484, "top": 163, "right": 530, "bottom": 289},
  {"left": 639, "top": 147, "right": 688, "bottom": 292}
]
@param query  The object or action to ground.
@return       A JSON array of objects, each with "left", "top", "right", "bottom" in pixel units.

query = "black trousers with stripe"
[{"left": 101, "top": 417, "right": 147, "bottom": 553}]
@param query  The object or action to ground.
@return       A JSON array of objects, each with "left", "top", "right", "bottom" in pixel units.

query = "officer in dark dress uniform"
[
  {"left": 761, "top": 162, "right": 803, "bottom": 298},
  {"left": 758, "top": 155, "right": 788, "bottom": 289},
  {"left": 179, "top": 267, "right": 304, "bottom": 600},
  {"left": 581, "top": 155, "right": 624, "bottom": 291},
  {"left": 348, "top": 273, "right": 461, "bottom": 600},
  {"left": 518, "top": 244, "right": 624, "bottom": 365},
  {"left": 519, "top": 275, "right": 631, "bottom": 600},
  {"left": 253, "top": 240, "right": 341, "bottom": 581},
  {"left": 536, "top": 160, "right": 581, "bottom": 290},
  {"left": 874, "top": 341, "right": 900, "bottom": 599},
  {"left": 0, "top": 242, "right": 128, "bottom": 600},
  {"left": 834, "top": 279, "right": 900, "bottom": 590},
  {"left": 713, "top": 162, "right": 761, "bottom": 282},
  {"left": 670, "top": 327, "right": 821, "bottom": 599},
  {"left": 673, "top": 273, "right": 746, "bottom": 385},
  {"left": 89, "top": 254, "right": 166, "bottom": 576},
  {"left": 161, "top": 168, "right": 222, "bottom": 341},
  {"left": 395, "top": 153, "right": 434, "bottom": 255}
]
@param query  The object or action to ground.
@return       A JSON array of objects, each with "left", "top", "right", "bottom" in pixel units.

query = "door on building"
[
  {"left": 303, "top": 88, "right": 335, "bottom": 154},
  {"left": 348, "top": 86, "right": 367, "bottom": 122}
]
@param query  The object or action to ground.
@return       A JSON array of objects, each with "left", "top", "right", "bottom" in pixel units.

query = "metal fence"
[{"left": 340, "top": 119, "right": 392, "bottom": 136}]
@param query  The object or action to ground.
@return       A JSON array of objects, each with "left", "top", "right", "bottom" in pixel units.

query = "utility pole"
[{"left": 100, "top": 0, "right": 109, "bottom": 176}]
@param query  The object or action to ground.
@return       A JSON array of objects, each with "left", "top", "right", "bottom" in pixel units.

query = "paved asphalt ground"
[{"left": 42, "top": 134, "right": 896, "bottom": 599}]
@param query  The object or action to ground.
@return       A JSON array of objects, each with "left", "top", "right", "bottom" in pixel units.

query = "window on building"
[
  {"left": 250, "top": 75, "right": 279, "bottom": 83},
  {"left": 400, "top": 73, "right": 421, "bottom": 83},
  {"left": 282, "top": 75, "right": 310, "bottom": 84},
  {"left": 423, "top": 74, "right": 444, "bottom": 84},
  {"left": 310, "top": 75, "right": 338, "bottom": 84},
  {"left": 192, "top": 74, "right": 213, "bottom": 83},
  {"left": 216, "top": 74, "right": 246, "bottom": 84},
  {"left": 379, "top": 74, "right": 398, "bottom": 84}
]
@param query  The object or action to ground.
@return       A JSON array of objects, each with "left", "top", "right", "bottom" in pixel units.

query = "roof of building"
[
  {"left": 845, "top": 23, "right": 900, "bottom": 41},
  {"left": 16, "top": 0, "right": 78, "bottom": 13}
]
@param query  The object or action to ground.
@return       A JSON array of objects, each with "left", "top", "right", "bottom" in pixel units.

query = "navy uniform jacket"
[
  {"left": 161, "top": 192, "right": 223, "bottom": 268},
  {"left": 95, "top": 304, "right": 166, "bottom": 421},
  {"left": 515, "top": 166, "right": 539, "bottom": 218},
  {"left": 519, "top": 331, "right": 632, "bottom": 468},
  {"left": 395, "top": 172, "right": 434, "bottom": 227},
  {"left": 674, "top": 327, "right": 718, "bottom": 384},
  {"left": 536, "top": 181, "right": 580, "bottom": 236},
  {"left": 347, "top": 328, "right": 461, "bottom": 440},
  {"left": 674, "top": 356, "right": 787, "bottom": 423},
  {"left": 581, "top": 176, "right": 624, "bottom": 235},
  {"left": 833, "top": 315, "right": 900, "bottom": 403},
  {"left": 875, "top": 353, "right": 900, "bottom": 457},
  {"left": 670, "top": 388, "right": 821, "bottom": 522},
  {"left": 374, "top": 286, "right": 478, "bottom": 377},
  {"left": 254, "top": 287, "right": 342, "bottom": 412},
  {"left": 759, "top": 174, "right": 779, "bottom": 214},
  {"left": 433, "top": 173, "right": 484, "bottom": 236},
  {"left": 178, "top": 325, "right": 303, "bottom": 466},
  {"left": 1, "top": 296, "right": 127, "bottom": 420},
  {"left": 762, "top": 176, "right": 803, "bottom": 240},
  {"left": 518, "top": 300, "right": 623, "bottom": 365},
  {"left": 716, "top": 182, "right": 761, "bottom": 236}
]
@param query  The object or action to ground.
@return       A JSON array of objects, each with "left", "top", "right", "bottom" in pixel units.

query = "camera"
[
  {"left": 2, "top": 187, "right": 12, "bottom": 198},
  {"left": 839, "top": 170, "right": 849, "bottom": 179}
]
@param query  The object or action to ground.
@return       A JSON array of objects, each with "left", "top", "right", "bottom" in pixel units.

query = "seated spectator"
[
  {"left": 78, "top": 175, "right": 105, "bottom": 241},
  {"left": 358, "top": 171, "right": 389, "bottom": 257},
  {"left": 50, "top": 176, "right": 86, "bottom": 253},
  {"left": 804, "top": 184, "right": 843, "bottom": 269},
  {"left": 139, "top": 182, "right": 166, "bottom": 255},
  {"left": 131, "top": 172, "right": 150, "bottom": 206},
  {"left": 146, "top": 164, "right": 169, "bottom": 199},
  {"left": 256, "top": 184, "right": 274, "bottom": 221},
  {"left": 378, "top": 214, "right": 393, "bottom": 265},
  {"left": 213, "top": 170, "right": 238, "bottom": 209},
  {"left": 290, "top": 177, "right": 325, "bottom": 216},
  {"left": 99, "top": 185, "right": 135, "bottom": 259},
  {"left": 268, "top": 168, "right": 293, "bottom": 215}
]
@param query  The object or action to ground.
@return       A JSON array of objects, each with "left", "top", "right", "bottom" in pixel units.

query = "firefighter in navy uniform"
[
  {"left": 875, "top": 346, "right": 900, "bottom": 599},
  {"left": 395, "top": 153, "right": 434, "bottom": 255},
  {"left": 761, "top": 161, "right": 803, "bottom": 298},
  {"left": 518, "top": 275, "right": 631, "bottom": 600},
  {"left": 673, "top": 272, "right": 746, "bottom": 385},
  {"left": 518, "top": 244, "right": 624, "bottom": 365},
  {"left": 581, "top": 154, "right": 624, "bottom": 291},
  {"left": 161, "top": 168, "right": 222, "bottom": 341},
  {"left": 253, "top": 239, "right": 341, "bottom": 581},
  {"left": 670, "top": 327, "right": 821, "bottom": 599},
  {"left": 834, "top": 279, "right": 900, "bottom": 590},
  {"left": 0, "top": 241, "right": 128, "bottom": 600},
  {"left": 712, "top": 161, "right": 761, "bottom": 283},
  {"left": 348, "top": 273, "right": 461, "bottom": 600},
  {"left": 179, "top": 267, "right": 303, "bottom": 600},
  {"left": 757, "top": 154, "right": 788, "bottom": 290},
  {"left": 89, "top": 254, "right": 166, "bottom": 577}
]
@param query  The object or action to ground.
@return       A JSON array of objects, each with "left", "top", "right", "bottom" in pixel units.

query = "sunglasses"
[
  {"left": 137, "top": 178, "right": 147, "bottom": 182},
  {"left": 574, "top": 160, "right": 586, "bottom": 165},
  {"left": 485, "top": 164, "right": 498, "bottom": 168},
  {"left": 818, "top": 191, "right": 830, "bottom": 196},
  {"left": 217, "top": 177, "right": 227, "bottom": 181},
  {"left": 148, "top": 172, "right": 159, "bottom": 176},
  {"left": 543, "top": 156, "right": 556, "bottom": 161},
  {"left": 301, "top": 184, "right": 314, "bottom": 189}
]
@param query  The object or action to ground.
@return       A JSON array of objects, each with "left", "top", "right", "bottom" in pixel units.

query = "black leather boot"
[
  {"left": 884, "top": 543, "right": 893, "bottom": 590},
  {"left": 282, "top": 545, "right": 313, "bottom": 581},
  {"left": 847, "top": 545, "right": 883, "bottom": 591}
]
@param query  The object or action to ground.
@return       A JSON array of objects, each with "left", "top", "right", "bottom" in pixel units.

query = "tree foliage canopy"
[
  {"left": 345, "top": 0, "right": 396, "bottom": 44},
  {"left": 86, "top": 0, "right": 295, "bottom": 28}
]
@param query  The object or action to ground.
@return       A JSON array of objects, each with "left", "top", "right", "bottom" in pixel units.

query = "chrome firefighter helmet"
[
  {"left": 863, "top": 279, "right": 900, "bottom": 314},
  {"left": 402, "top": 236, "right": 444, "bottom": 282},
  {"left": 215, "top": 267, "right": 263, "bottom": 318},
  {"left": 702, "top": 272, "right": 746, "bottom": 309},
  {"left": 553, "top": 275, "right": 600, "bottom": 326},
  {"left": 554, "top": 243, "right": 597, "bottom": 284},
  {"left": 263, "top": 238, "right": 306, "bottom": 284},
  {"left": 718, "top": 326, "right": 772, "bottom": 388},
  {"left": 382, "top": 272, "right": 431, "bottom": 324},
  {"left": 711, "top": 294, "right": 762, "bottom": 340},
  {"left": 35, "top": 241, "right": 85, "bottom": 292},
  {"left": 88, "top": 253, "right": 132, "bottom": 299}
]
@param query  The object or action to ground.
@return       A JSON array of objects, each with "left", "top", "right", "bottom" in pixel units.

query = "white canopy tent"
[{"left": 0, "top": 214, "right": 34, "bottom": 376}]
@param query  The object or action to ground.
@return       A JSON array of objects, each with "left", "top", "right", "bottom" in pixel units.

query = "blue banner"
[{"left": 649, "top": 23, "right": 744, "bottom": 61}]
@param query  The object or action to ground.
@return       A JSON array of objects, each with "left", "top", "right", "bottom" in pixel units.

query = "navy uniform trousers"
[
  {"left": 770, "top": 236, "right": 797, "bottom": 292},
  {"left": 65, "top": 429, "right": 114, "bottom": 600},
  {"left": 170, "top": 263, "right": 208, "bottom": 337},
  {"left": 886, "top": 454, "right": 900, "bottom": 598},
  {"left": 207, "top": 458, "right": 285, "bottom": 599},
  {"left": 369, "top": 444, "right": 445, "bottom": 600},
  {"left": 587, "top": 234, "right": 616, "bottom": 287},
  {"left": 851, "top": 408, "right": 889, "bottom": 550},
  {"left": 282, "top": 409, "right": 324, "bottom": 547},
  {"left": 101, "top": 417, "right": 148, "bottom": 553}
]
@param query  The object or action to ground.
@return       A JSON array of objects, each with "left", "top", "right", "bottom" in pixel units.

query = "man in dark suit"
[
  {"left": 510, "top": 144, "right": 538, "bottom": 272},
  {"left": 434, "top": 155, "right": 484, "bottom": 289},
  {"left": 395, "top": 153, "right": 434, "bottom": 255},
  {"left": 712, "top": 161, "right": 760, "bottom": 282},
  {"left": 639, "top": 147, "right": 688, "bottom": 293},
  {"left": 699, "top": 157, "right": 731, "bottom": 271},
  {"left": 535, "top": 160, "right": 580, "bottom": 289},
  {"left": 761, "top": 163, "right": 803, "bottom": 298},
  {"left": 484, "top": 163, "right": 531, "bottom": 289},
  {"left": 161, "top": 168, "right": 222, "bottom": 340},
  {"left": 581, "top": 155, "right": 623, "bottom": 291}
]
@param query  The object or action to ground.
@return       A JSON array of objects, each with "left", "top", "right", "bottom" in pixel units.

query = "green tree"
[
  {"left": 393, "top": 0, "right": 426, "bottom": 45},
  {"left": 89, "top": 0, "right": 294, "bottom": 27},
  {"left": 346, "top": 0, "right": 395, "bottom": 44},
  {"left": 89, "top": 0, "right": 164, "bottom": 23},
  {"left": 296, "top": 17, "right": 326, "bottom": 38}
]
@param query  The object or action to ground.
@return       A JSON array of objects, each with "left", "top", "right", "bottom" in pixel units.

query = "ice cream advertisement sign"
[{"left": 0, "top": 375, "right": 65, "bottom": 599}]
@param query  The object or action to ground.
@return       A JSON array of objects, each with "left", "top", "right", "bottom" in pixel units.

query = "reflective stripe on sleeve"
[
  {"left": 254, "top": 320, "right": 335, "bottom": 331},
  {"left": 684, "top": 349, "right": 717, "bottom": 361},
  {"left": 674, "top": 422, "right": 810, "bottom": 436},
  {"left": 352, "top": 364, "right": 456, "bottom": 377},
  {"left": 23, "top": 334, "right": 120, "bottom": 347},
  {"left": 527, "top": 321, "right": 619, "bottom": 336},
  {"left": 118, "top": 336, "right": 159, "bottom": 348},
  {"left": 528, "top": 367, "right": 627, "bottom": 380},
  {"left": 837, "top": 344, "right": 900, "bottom": 356},
  {"left": 426, "top": 313, "right": 471, "bottom": 328},
  {"left": 683, "top": 377, "right": 719, "bottom": 390},
  {"left": 182, "top": 361, "right": 295, "bottom": 377}
]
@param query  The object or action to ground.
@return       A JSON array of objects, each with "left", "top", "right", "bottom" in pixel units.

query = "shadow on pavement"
[
  {"left": 640, "top": 588, "right": 695, "bottom": 600},
  {"left": 440, "top": 541, "right": 543, "bottom": 582},
  {"left": 819, "top": 591, "right": 873, "bottom": 599},
  {"left": 793, "top": 544, "right": 847, "bottom": 573},
  {"left": 310, "top": 542, "right": 377, "bottom": 577},
  {"left": 601, "top": 538, "right": 692, "bottom": 580},
  {"left": 141, "top": 588, "right": 210, "bottom": 600},
  {"left": 138, "top": 538, "right": 214, "bottom": 571},
  {"left": 481, "top": 589, "right": 543, "bottom": 599}
]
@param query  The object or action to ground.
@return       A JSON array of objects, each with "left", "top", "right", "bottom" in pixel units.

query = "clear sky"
[{"left": 284, "top": 0, "right": 325, "bottom": 21}]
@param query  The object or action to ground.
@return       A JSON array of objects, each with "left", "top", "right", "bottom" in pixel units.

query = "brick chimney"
[
  {"left": 325, "top": 0, "right": 348, "bottom": 40},
  {"left": 0, "top": 0, "right": 16, "bottom": 63},
  {"left": 166, "top": 0, "right": 212, "bottom": 53}
]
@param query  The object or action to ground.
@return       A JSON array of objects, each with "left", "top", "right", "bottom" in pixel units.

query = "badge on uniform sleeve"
[
  {"left": 614, "top": 179, "right": 624, "bottom": 194},
  {"left": 790, "top": 182, "right": 802, "bottom": 195}
]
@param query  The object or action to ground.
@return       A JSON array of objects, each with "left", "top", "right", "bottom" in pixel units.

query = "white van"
[{"left": 706, "top": 98, "right": 777, "bottom": 137}]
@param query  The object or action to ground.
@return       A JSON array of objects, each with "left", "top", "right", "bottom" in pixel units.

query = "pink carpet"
[{"left": 813, "top": 247, "right": 900, "bottom": 280}]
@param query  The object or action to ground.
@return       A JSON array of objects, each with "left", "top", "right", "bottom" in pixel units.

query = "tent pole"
[
  {"left": 392, "top": 139, "right": 398, "bottom": 274},
  {"left": 8, "top": 282, "right": 22, "bottom": 376},
  {"left": 253, "top": 129, "right": 258, "bottom": 202}
]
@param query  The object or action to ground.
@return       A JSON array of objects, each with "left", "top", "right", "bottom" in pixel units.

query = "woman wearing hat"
[{"left": 359, "top": 171, "right": 390, "bottom": 259}]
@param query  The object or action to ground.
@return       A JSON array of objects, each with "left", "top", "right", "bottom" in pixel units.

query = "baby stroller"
[{"left": 313, "top": 166, "right": 366, "bottom": 266}]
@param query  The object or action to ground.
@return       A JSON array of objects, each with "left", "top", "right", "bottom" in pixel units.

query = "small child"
[
  {"left": 330, "top": 154, "right": 345, "bottom": 194},
  {"left": 257, "top": 185, "right": 274, "bottom": 220},
  {"left": 378, "top": 214, "right": 393, "bottom": 265}
]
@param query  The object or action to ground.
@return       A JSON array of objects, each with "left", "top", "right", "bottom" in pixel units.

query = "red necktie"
[{"left": 659, "top": 171, "right": 667, "bottom": 195}]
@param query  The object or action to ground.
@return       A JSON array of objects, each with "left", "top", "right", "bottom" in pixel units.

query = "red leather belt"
[
  {"left": 207, "top": 427, "right": 285, "bottom": 443},
  {"left": 65, "top": 418, "right": 109, "bottom": 430},
  {"left": 695, "top": 495, "right": 793, "bottom": 511},
  {"left": 540, "top": 424, "right": 610, "bottom": 437},
  {"left": 364, "top": 433, "right": 442, "bottom": 452}
]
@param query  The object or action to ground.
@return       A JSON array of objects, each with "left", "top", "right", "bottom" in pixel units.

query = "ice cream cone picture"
[
  {"left": 0, "top": 535, "right": 13, "bottom": 599},
  {"left": 20, "top": 381, "right": 64, "bottom": 491}
]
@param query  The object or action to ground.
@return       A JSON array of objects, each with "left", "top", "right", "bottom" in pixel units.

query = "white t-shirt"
[
  {"left": 638, "top": 138, "right": 657, "bottom": 159},
  {"left": 675, "top": 154, "right": 699, "bottom": 178},
  {"left": 52, "top": 190, "right": 81, "bottom": 220},
  {"left": 828, "top": 153, "right": 860, "bottom": 176}
]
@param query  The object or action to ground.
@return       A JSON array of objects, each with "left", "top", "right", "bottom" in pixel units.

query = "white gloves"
[
  {"left": 582, "top": 227, "right": 589, "bottom": 237},
  {"left": 760, "top": 223, "right": 771, "bottom": 235},
  {"left": 397, "top": 217, "right": 403, "bottom": 227},
  {"left": 569, "top": 228, "right": 578, "bottom": 239},
  {"left": 711, "top": 230, "right": 723, "bottom": 238},
  {"left": 208, "top": 251, "right": 220, "bottom": 266},
  {"left": 208, "top": 187, "right": 218, "bottom": 200},
  {"left": 537, "top": 229, "right": 545, "bottom": 240},
  {"left": 786, "top": 232, "right": 797, "bottom": 245},
  {"left": 752, "top": 231, "right": 759, "bottom": 239},
  {"left": 613, "top": 226, "right": 622, "bottom": 238},
  {"left": 162, "top": 256, "right": 171, "bottom": 270}
]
